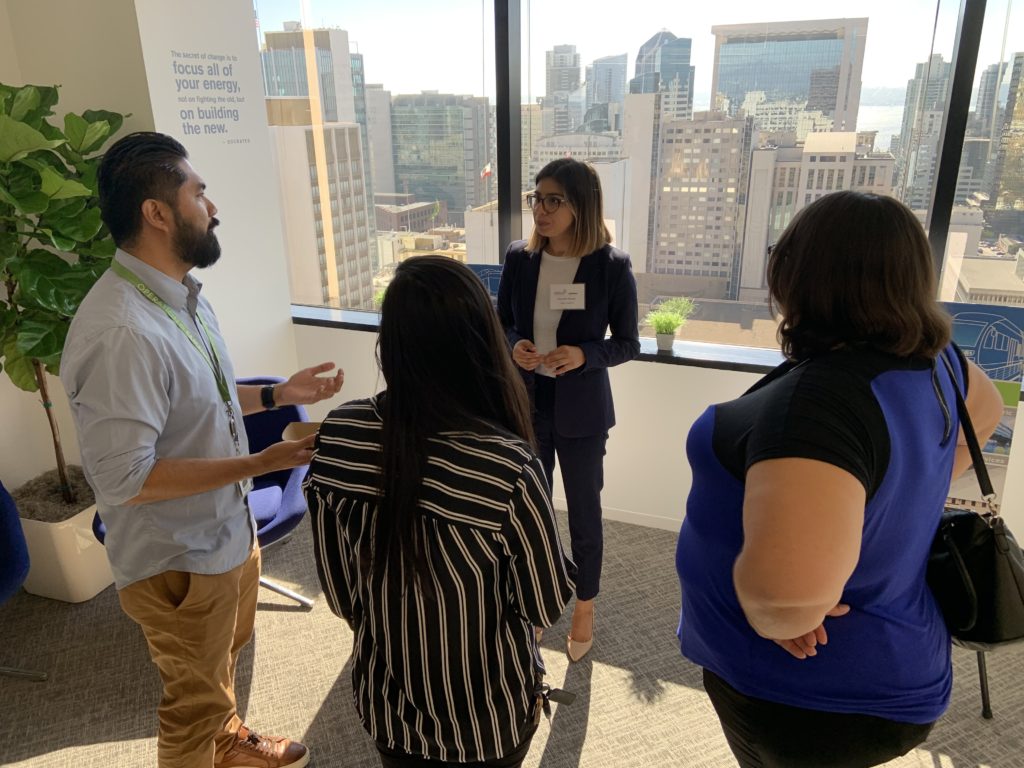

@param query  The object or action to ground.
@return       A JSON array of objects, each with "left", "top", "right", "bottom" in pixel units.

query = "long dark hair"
[
  {"left": 526, "top": 158, "right": 612, "bottom": 257},
  {"left": 375, "top": 256, "right": 534, "bottom": 585},
  {"left": 767, "top": 191, "right": 951, "bottom": 360}
]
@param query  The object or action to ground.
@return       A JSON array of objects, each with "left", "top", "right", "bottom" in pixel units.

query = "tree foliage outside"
[{"left": 0, "top": 82, "right": 126, "bottom": 502}]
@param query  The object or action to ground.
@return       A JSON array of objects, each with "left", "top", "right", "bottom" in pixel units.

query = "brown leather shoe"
[{"left": 215, "top": 725, "right": 310, "bottom": 768}]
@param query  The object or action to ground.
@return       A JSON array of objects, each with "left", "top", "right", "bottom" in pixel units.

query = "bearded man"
[{"left": 61, "top": 132, "right": 342, "bottom": 768}]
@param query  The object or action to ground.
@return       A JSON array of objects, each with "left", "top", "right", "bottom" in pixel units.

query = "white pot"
[
  {"left": 656, "top": 332, "right": 676, "bottom": 352},
  {"left": 20, "top": 504, "right": 114, "bottom": 603}
]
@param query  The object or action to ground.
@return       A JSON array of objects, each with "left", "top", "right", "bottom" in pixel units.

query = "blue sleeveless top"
[{"left": 677, "top": 345, "right": 965, "bottom": 723}]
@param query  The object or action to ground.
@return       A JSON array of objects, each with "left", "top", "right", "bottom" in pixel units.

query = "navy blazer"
[{"left": 497, "top": 240, "right": 640, "bottom": 438}]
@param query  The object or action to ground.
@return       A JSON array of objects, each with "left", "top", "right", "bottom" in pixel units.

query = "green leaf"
[
  {"left": 6, "top": 162, "right": 41, "bottom": 198},
  {"left": 0, "top": 232, "right": 20, "bottom": 271},
  {"left": 16, "top": 313, "right": 68, "bottom": 363},
  {"left": 10, "top": 86, "right": 41, "bottom": 122},
  {"left": 39, "top": 165, "right": 91, "bottom": 200},
  {"left": 63, "top": 113, "right": 89, "bottom": 152},
  {"left": 46, "top": 196, "right": 87, "bottom": 218},
  {"left": 38, "top": 228, "right": 76, "bottom": 252},
  {"left": 77, "top": 237, "right": 116, "bottom": 259},
  {"left": 51, "top": 206, "right": 102, "bottom": 242},
  {"left": 2, "top": 335, "right": 38, "bottom": 391},
  {"left": 83, "top": 109, "right": 124, "bottom": 140},
  {"left": 0, "top": 114, "right": 65, "bottom": 162},
  {"left": 77, "top": 119, "right": 111, "bottom": 156},
  {"left": 10, "top": 249, "right": 86, "bottom": 315},
  {"left": 11, "top": 191, "right": 49, "bottom": 215}
]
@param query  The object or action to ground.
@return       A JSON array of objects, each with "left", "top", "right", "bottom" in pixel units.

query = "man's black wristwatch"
[{"left": 260, "top": 384, "right": 278, "bottom": 411}]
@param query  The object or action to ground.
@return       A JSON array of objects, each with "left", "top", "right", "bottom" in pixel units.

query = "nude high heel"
[{"left": 566, "top": 609, "right": 594, "bottom": 662}]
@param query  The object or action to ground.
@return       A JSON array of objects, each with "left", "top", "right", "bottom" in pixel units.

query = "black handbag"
[{"left": 926, "top": 353, "right": 1024, "bottom": 653}]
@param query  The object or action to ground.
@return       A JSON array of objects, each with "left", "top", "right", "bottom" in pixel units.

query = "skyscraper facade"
[
  {"left": 739, "top": 132, "right": 895, "bottom": 301},
  {"left": 546, "top": 44, "right": 581, "bottom": 97},
  {"left": 269, "top": 123, "right": 375, "bottom": 309},
  {"left": 989, "top": 52, "right": 1024, "bottom": 238},
  {"left": 894, "top": 54, "right": 951, "bottom": 199},
  {"left": 365, "top": 83, "right": 395, "bottom": 194},
  {"left": 630, "top": 31, "right": 695, "bottom": 121},
  {"left": 262, "top": 28, "right": 357, "bottom": 124},
  {"left": 587, "top": 53, "right": 628, "bottom": 112},
  {"left": 390, "top": 92, "right": 492, "bottom": 227},
  {"left": 710, "top": 18, "right": 867, "bottom": 131},
  {"left": 974, "top": 61, "right": 1007, "bottom": 139},
  {"left": 650, "top": 112, "right": 755, "bottom": 299}
]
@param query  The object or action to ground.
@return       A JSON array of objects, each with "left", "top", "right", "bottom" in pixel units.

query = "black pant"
[
  {"left": 376, "top": 727, "right": 537, "bottom": 768},
  {"left": 702, "top": 669, "right": 935, "bottom": 768},
  {"left": 533, "top": 375, "right": 607, "bottom": 600}
]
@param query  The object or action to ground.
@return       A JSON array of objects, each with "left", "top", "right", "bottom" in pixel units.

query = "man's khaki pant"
[{"left": 118, "top": 546, "right": 261, "bottom": 768}]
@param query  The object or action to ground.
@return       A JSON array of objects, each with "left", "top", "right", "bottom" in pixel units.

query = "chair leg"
[
  {"left": 976, "top": 651, "right": 993, "bottom": 719},
  {"left": 0, "top": 665, "right": 48, "bottom": 682},
  {"left": 259, "top": 576, "right": 314, "bottom": 608}
]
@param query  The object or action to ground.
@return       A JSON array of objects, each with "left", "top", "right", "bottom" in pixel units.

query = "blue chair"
[
  {"left": 237, "top": 376, "right": 315, "bottom": 608},
  {"left": 0, "top": 480, "right": 48, "bottom": 681},
  {"left": 93, "top": 377, "right": 315, "bottom": 608}
]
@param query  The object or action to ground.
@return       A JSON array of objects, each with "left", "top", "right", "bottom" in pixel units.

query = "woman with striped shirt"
[{"left": 304, "top": 256, "right": 576, "bottom": 767}]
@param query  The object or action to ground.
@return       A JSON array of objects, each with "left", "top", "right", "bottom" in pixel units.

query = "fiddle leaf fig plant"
[{"left": 0, "top": 82, "right": 125, "bottom": 503}]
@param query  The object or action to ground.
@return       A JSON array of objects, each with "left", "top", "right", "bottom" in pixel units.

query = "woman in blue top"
[
  {"left": 498, "top": 159, "right": 640, "bottom": 661},
  {"left": 676, "top": 191, "right": 1004, "bottom": 767}
]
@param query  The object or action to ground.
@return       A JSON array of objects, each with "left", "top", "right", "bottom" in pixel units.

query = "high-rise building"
[
  {"left": 263, "top": 25, "right": 378, "bottom": 268},
  {"left": 587, "top": 53, "right": 628, "bottom": 114},
  {"left": 268, "top": 122, "right": 375, "bottom": 309},
  {"left": 629, "top": 31, "right": 695, "bottom": 121},
  {"left": 710, "top": 18, "right": 867, "bottom": 131},
  {"left": 365, "top": 84, "right": 395, "bottom": 194},
  {"left": 739, "top": 132, "right": 895, "bottom": 301},
  {"left": 262, "top": 27, "right": 357, "bottom": 124},
  {"left": 895, "top": 54, "right": 951, "bottom": 199},
  {"left": 650, "top": 112, "right": 755, "bottom": 299},
  {"left": 521, "top": 103, "right": 544, "bottom": 187},
  {"left": 390, "top": 92, "right": 493, "bottom": 227},
  {"left": 974, "top": 61, "right": 1008, "bottom": 140},
  {"left": 988, "top": 52, "right": 1024, "bottom": 239},
  {"left": 546, "top": 44, "right": 581, "bottom": 98}
]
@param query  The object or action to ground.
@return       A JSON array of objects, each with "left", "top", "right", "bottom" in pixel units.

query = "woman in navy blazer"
[{"left": 497, "top": 158, "right": 640, "bottom": 661}]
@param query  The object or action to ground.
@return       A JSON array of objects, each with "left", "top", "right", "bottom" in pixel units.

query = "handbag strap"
[{"left": 939, "top": 351, "right": 1000, "bottom": 515}]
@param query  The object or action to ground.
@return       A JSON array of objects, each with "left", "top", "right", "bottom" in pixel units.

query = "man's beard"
[{"left": 173, "top": 211, "right": 222, "bottom": 269}]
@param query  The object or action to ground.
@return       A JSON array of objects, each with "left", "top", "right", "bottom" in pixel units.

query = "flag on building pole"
[{"left": 480, "top": 162, "right": 493, "bottom": 179}]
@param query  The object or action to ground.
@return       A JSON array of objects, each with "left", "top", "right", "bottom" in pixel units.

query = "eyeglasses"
[{"left": 526, "top": 193, "right": 567, "bottom": 214}]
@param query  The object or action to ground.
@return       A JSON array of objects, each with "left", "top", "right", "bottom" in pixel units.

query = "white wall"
[{"left": 0, "top": 1, "right": 21, "bottom": 83}]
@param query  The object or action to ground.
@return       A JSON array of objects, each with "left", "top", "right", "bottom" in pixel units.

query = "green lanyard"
[
  {"left": 110, "top": 260, "right": 232, "bottom": 404},
  {"left": 110, "top": 260, "right": 243, "bottom": 460}
]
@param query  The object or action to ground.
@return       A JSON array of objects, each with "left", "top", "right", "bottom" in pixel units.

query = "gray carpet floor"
[{"left": 1, "top": 515, "right": 1021, "bottom": 767}]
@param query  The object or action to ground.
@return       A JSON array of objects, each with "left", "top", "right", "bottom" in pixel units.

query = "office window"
[
  {"left": 257, "top": 0, "right": 496, "bottom": 310},
  {"left": 521, "top": 1, "right": 978, "bottom": 348}
]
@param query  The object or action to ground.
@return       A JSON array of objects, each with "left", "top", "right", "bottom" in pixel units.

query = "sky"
[{"left": 253, "top": 0, "right": 1022, "bottom": 106}]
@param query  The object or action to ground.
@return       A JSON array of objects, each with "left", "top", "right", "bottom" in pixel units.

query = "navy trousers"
[{"left": 533, "top": 375, "right": 607, "bottom": 601}]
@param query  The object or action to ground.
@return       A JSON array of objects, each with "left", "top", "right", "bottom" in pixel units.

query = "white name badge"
[{"left": 550, "top": 284, "right": 585, "bottom": 310}]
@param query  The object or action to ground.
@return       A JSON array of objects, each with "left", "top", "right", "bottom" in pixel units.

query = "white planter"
[
  {"left": 20, "top": 504, "right": 113, "bottom": 603},
  {"left": 656, "top": 332, "right": 676, "bottom": 352}
]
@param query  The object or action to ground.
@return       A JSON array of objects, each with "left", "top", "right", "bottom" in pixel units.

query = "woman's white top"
[{"left": 533, "top": 250, "right": 582, "bottom": 377}]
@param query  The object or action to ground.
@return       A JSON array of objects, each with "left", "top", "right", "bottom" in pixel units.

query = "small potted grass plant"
[{"left": 644, "top": 296, "right": 695, "bottom": 352}]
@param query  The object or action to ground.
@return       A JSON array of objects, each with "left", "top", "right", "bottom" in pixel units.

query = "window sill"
[{"left": 291, "top": 304, "right": 783, "bottom": 375}]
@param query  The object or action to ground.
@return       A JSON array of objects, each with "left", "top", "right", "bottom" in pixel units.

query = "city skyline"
[{"left": 253, "top": 0, "right": 1022, "bottom": 103}]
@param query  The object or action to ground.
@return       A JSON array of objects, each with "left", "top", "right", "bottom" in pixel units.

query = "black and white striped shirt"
[{"left": 304, "top": 396, "right": 576, "bottom": 762}]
